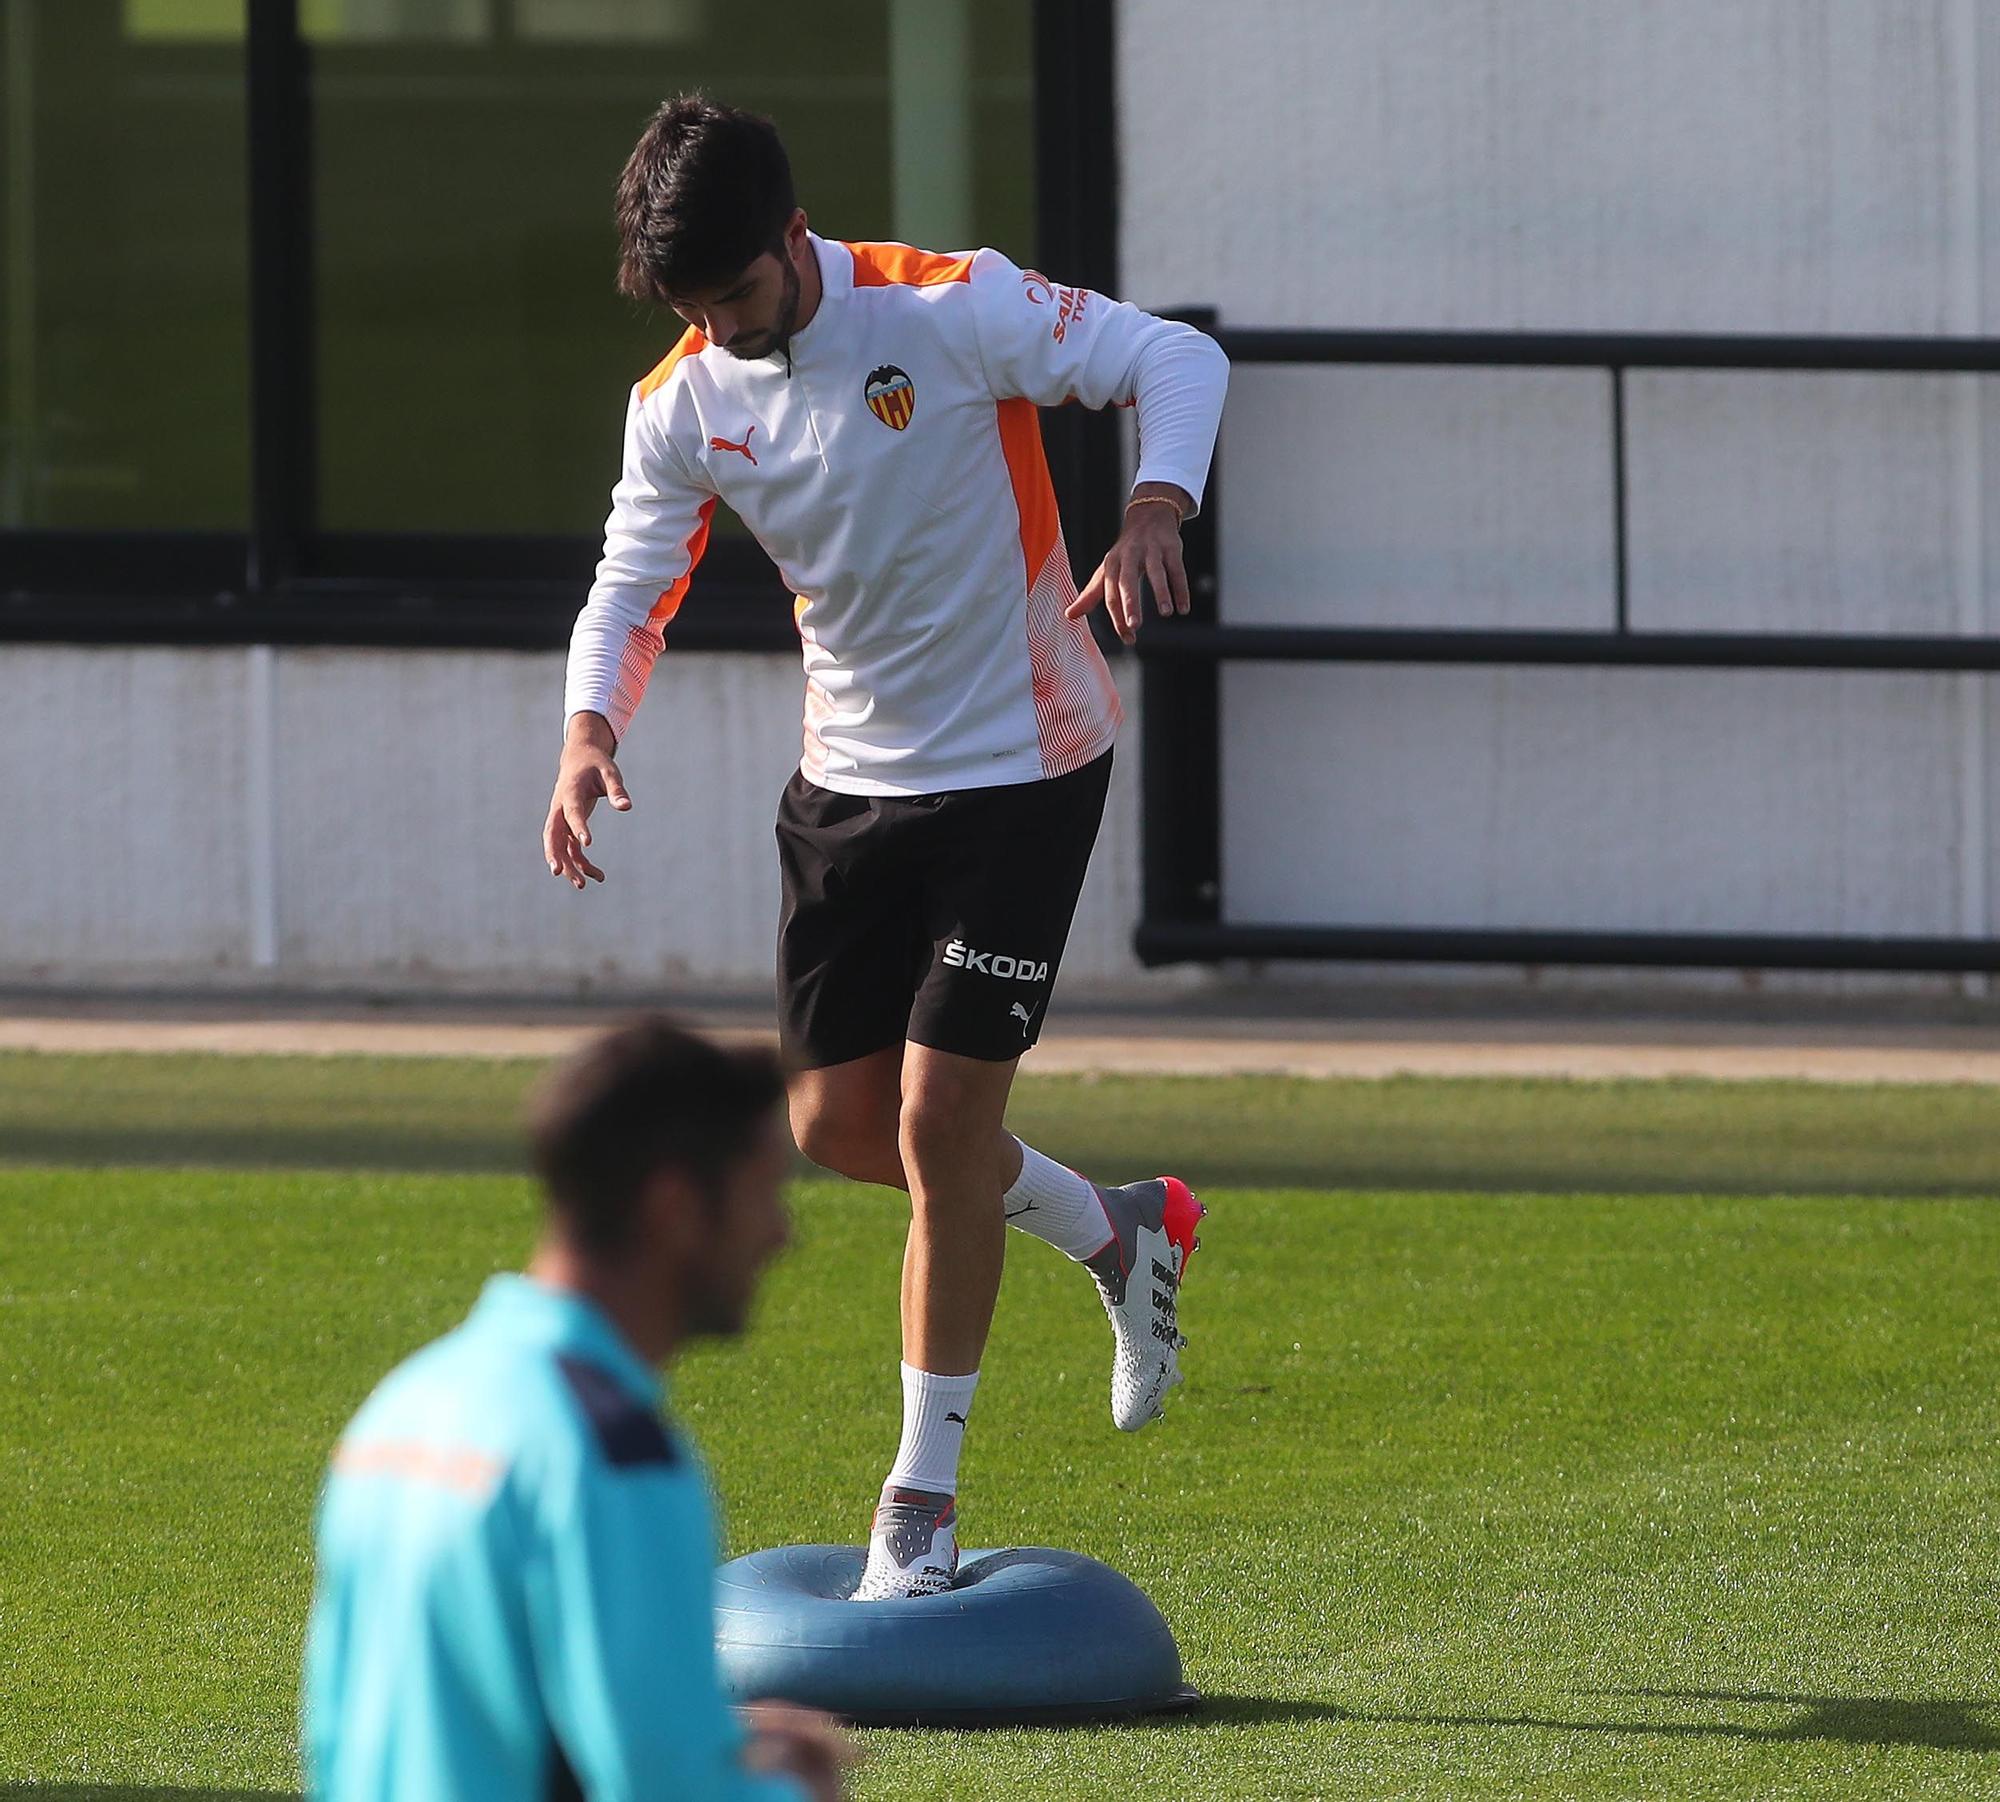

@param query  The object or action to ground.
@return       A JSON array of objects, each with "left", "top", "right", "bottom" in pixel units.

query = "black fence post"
[
  {"left": 1610, "top": 364, "right": 1630, "bottom": 633},
  {"left": 1034, "top": 0, "right": 1124, "bottom": 592},
  {"left": 246, "top": 0, "right": 315, "bottom": 597},
  {"left": 1137, "top": 308, "right": 1224, "bottom": 962}
]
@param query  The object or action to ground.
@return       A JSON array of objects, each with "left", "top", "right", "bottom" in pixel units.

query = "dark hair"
[
  {"left": 528, "top": 1016, "right": 786, "bottom": 1254},
  {"left": 616, "top": 93, "right": 796, "bottom": 303}
]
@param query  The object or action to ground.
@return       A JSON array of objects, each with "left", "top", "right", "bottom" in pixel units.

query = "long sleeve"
[
  {"left": 965, "top": 246, "right": 1229, "bottom": 514},
  {"left": 564, "top": 381, "right": 719, "bottom": 744},
  {"left": 519, "top": 1438, "right": 806, "bottom": 1802}
]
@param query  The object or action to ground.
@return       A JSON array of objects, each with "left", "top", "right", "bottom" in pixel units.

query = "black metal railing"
[{"left": 1137, "top": 317, "right": 2000, "bottom": 972}]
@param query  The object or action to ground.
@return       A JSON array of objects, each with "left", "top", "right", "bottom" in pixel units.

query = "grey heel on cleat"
[
  {"left": 852, "top": 1487, "right": 959, "bottom": 1600},
  {"left": 1085, "top": 1177, "right": 1206, "bottom": 1431}
]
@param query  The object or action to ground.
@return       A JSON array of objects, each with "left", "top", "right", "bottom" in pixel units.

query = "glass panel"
[
  {"left": 0, "top": 0, "right": 249, "bottom": 529},
  {"left": 307, "top": 0, "right": 1033, "bottom": 535},
  {"left": 965, "top": 0, "right": 1035, "bottom": 266}
]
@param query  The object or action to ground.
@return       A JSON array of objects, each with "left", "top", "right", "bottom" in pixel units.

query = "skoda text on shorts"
[{"left": 544, "top": 97, "right": 1226, "bottom": 1600}]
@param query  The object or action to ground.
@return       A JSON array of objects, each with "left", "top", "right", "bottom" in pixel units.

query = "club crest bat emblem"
[{"left": 864, "top": 364, "right": 915, "bottom": 430}]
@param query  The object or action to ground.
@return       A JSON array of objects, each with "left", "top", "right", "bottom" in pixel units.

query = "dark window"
[
  {"left": 304, "top": 0, "right": 1034, "bottom": 535},
  {"left": 0, "top": 0, "right": 1104, "bottom": 647},
  {"left": 0, "top": 0, "right": 249, "bottom": 529}
]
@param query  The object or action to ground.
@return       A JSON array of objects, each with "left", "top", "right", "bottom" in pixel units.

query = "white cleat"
[
  {"left": 1084, "top": 1177, "right": 1206, "bottom": 1432},
  {"left": 851, "top": 1486, "right": 959, "bottom": 1600}
]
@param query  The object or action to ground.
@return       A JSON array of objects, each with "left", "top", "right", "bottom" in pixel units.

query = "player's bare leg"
[
  {"left": 790, "top": 1044, "right": 1023, "bottom": 1214},
  {"left": 798, "top": 1043, "right": 1203, "bottom": 1597},
  {"left": 792, "top": 1046, "right": 1202, "bottom": 1417},
  {"left": 895, "top": 1044, "right": 1020, "bottom": 1374},
  {"left": 788, "top": 1048, "right": 906, "bottom": 1190},
  {"left": 848, "top": 1044, "right": 1016, "bottom": 1598}
]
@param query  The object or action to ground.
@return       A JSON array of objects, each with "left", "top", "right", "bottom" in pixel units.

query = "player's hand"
[
  {"left": 741, "top": 1699, "right": 860, "bottom": 1801},
  {"left": 1066, "top": 484, "right": 1193, "bottom": 646},
  {"left": 543, "top": 712, "right": 631, "bottom": 890}
]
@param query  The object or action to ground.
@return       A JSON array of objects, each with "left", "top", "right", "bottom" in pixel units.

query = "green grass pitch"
[{"left": 3, "top": 1051, "right": 1999, "bottom": 1799}]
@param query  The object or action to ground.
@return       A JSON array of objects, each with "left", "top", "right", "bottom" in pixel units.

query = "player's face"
[
  {"left": 680, "top": 1109, "right": 794, "bottom": 1338},
  {"left": 668, "top": 228, "right": 804, "bottom": 361}
]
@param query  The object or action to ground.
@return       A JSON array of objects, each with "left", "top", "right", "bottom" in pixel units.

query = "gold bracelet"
[{"left": 1125, "top": 494, "right": 1185, "bottom": 521}]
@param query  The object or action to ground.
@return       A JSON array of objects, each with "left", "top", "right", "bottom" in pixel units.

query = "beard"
[
  {"left": 677, "top": 1254, "right": 753, "bottom": 1339},
  {"left": 724, "top": 254, "right": 801, "bottom": 362}
]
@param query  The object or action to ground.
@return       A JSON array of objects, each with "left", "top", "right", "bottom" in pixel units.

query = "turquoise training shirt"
[{"left": 302, "top": 1274, "right": 805, "bottom": 1801}]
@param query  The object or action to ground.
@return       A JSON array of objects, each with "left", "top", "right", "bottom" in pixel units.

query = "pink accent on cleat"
[
  {"left": 1158, "top": 1176, "right": 1205, "bottom": 1282},
  {"left": 1087, "top": 1176, "right": 1207, "bottom": 1430}
]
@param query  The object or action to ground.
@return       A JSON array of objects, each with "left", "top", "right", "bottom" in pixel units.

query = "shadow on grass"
[
  {"left": 1592, "top": 1687, "right": 2000, "bottom": 1751},
  {"left": 1190, "top": 1694, "right": 1354, "bottom": 1727},
  {"left": 1190, "top": 1687, "right": 2000, "bottom": 1753},
  {"left": 0, "top": 1790, "right": 298, "bottom": 1800},
  {"left": 3, "top": 1053, "right": 1997, "bottom": 1196},
  {"left": 5, "top": 1692, "right": 1990, "bottom": 1785}
]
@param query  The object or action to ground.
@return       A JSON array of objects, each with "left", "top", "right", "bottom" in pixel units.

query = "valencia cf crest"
[{"left": 864, "top": 364, "right": 915, "bottom": 431}]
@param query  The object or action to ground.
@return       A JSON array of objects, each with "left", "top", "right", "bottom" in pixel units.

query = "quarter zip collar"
[{"left": 780, "top": 232, "right": 845, "bottom": 367}]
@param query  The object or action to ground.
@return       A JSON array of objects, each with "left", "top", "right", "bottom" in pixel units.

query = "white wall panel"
[
  {"left": 1220, "top": 664, "right": 1971, "bottom": 935},
  {"left": 271, "top": 648, "right": 1143, "bottom": 987},
  {"left": 1625, "top": 373, "right": 1996, "bottom": 634},
  {"left": 0, "top": 647, "right": 1145, "bottom": 991},
  {"left": 1220, "top": 366, "right": 1616, "bottom": 629},
  {"left": 0, "top": 648, "right": 253, "bottom": 975},
  {"left": 1127, "top": 0, "right": 2000, "bottom": 963},
  {"left": 271, "top": 649, "right": 803, "bottom": 986},
  {"left": 1123, "top": 0, "right": 1993, "bottom": 335}
]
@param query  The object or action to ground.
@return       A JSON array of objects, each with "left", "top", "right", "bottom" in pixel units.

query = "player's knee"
[
  {"left": 897, "top": 1084, "right": 980, "bottom": 1180},
  {"left": 790, "top": 1093, "right": 893, "bottom": 1182},
  {"left": 788, "top": 1097, "right": 853, "bottom": 1174}
]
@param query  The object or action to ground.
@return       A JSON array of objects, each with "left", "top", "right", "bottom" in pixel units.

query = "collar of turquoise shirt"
[{"left": 470, "top": 1273, "right": 665, "bottom": 1413}]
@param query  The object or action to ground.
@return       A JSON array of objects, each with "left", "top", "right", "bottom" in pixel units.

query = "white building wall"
[
  {"left": 1122, "top": 0, "right": 2000, "bottom": 951},
  {"left": 0, "top": 646, "right": 1145, "bottom": 993},
  {"left": 0, "top": 648, "right": 255, "bottom": 973},
  {"left": 8, "top": 1, "right": 2000, "bottom": 998}
]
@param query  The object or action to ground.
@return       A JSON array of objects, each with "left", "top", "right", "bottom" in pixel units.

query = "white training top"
[{"left": 564, "top": 234, "right": 1229, "bottom": 797}]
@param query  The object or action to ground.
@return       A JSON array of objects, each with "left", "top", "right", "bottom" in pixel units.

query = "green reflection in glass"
[
  {"left": 1, "top": 0, "right": 249, "bottom": 529},
  {"left": 308, "top": 0, "right": 1031, "bottom": 535}
]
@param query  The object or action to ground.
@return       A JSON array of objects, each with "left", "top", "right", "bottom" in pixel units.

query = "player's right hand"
[
  {"left": 741, "top": 1699, "right": 860, "bottom": 1801},
  {"left": 544, "top": 713, "right": 631, "bottom": 890}
]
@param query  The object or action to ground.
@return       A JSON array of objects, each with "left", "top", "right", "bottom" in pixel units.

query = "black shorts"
[{"left": 774, "top": 751, "right": 1113, "bottom": 1069}]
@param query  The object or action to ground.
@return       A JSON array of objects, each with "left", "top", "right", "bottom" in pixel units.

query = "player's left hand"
[{"left": 1067, "top": 484, "right": 1193, "bottom": 645}]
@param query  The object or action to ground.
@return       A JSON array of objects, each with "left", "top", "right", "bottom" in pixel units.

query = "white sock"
[
  {"left": 1002, "top": 1139, "right": 1113, "bottom": 1260},
  {"left": 883, "top": 1363, "right": 979, "bottom": 1496}
]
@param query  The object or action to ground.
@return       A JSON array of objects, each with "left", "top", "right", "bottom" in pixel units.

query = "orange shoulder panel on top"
[
  {"left": 638, "top": 325, "right": 707, "bottom": 399},
  {"left": 846, "top": 241, "right": 977, "bottom": 287}
]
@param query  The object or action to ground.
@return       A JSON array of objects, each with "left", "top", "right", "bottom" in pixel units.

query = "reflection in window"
[
  {"left": 514, "top": 1, "right": 706, "bottom": 46},
  {"left": 307, "top": 0, "right": 1032, "bottom": 534},
  {"left": 1, "top": 0, "right": 248, "bottom": 529}
]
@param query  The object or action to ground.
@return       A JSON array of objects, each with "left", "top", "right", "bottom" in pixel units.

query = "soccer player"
[
  {"left": 544, "top": 96, "right": 1228, "bottom": 1601},
  {"left": 302, "top": 1019, "right": 853, "bottom": 1801}
]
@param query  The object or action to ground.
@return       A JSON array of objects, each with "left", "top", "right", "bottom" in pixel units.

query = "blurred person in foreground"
[{"left": 301, "top": 1017, "right": 853, "bottom": 1802}]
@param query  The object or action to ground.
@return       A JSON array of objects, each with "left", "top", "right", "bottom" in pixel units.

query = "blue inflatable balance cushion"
[{"left": 713, "top": 1544, "right": 1197, "bottom": 1726}]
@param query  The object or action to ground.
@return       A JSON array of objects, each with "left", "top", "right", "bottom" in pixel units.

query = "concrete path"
[{"left": 4, "top": 993, "right": 2000, "bottom": 1084}]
